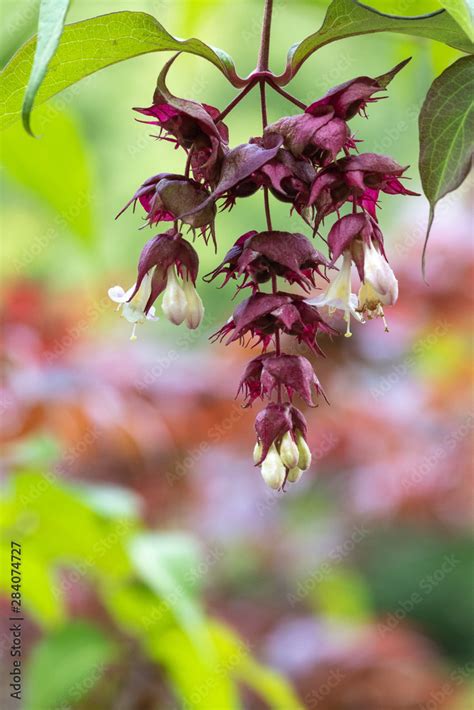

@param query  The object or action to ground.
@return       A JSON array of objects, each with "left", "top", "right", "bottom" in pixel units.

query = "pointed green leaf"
[
  {"left": 419, "top": 55, "right": 473, "bottom": 275},
  {"left": 1, "top": 108, "right": 94, "bottom": 244},
  {"left": 1, "top": 11, "right": 242, "bottom": 132},
  {"left": 128, "top": 533, "right": 212, "bottom": 653},
  {"left": 439, "top": 1, "right": 474, "bottom": 42},
  {"left": 277, "top": 0, "right": 473, "bottom": 84},
  {"left": 22, "top": 0, "right": 71, "bottom": 135}
]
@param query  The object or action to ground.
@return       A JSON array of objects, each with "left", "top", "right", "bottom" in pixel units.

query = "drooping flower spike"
[{"left": 111, "top": 51, "right": 416, "bottom": 489}]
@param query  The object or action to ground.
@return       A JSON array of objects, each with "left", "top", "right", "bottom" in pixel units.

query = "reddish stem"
[
  {"left": 184, "top": 145, "right": 194, "bottom": 179},
  {"left": 269, "top": 81, "right": 306, "bottom": 110},
  {"left": 216, "top": 80, "right": 256, "bottom": 123},
  {"left": 263, "top": 185, "right": 273, "bottom": 230},
  {"left": 257, "top": 0, "right": 273, "bottom": 72},
  {"left": 257, "top": 0, "right": 283, "bottom": 403}
]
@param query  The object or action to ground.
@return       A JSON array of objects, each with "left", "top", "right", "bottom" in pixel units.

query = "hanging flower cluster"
[{"left": 109, "top": 56, "right": 417, "bottom": 490}]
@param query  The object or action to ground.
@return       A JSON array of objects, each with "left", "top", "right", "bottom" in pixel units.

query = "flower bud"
[
  {"left": 183, "top": 277, "right": 205, "bottom": 329},
  {"left": 296, "top": 431, "right": 312, "bottom": 471},
  {"left": 287, "top": 467, "right": 303, "bottom": 483},
  {"left": 260, "top": 443, "right": 286, "bottom": 490},
  {"left": 162, "top": 266, "right": 187, "bottom": 325},
  {"left": 278, "top": 431, "right": 299, "bottom": 470},
  {"left": 253, "top": 440, "right": 263, "bottom": 465}
]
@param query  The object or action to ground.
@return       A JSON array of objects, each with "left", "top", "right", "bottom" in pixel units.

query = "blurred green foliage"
[{"left": 1, "top": 471, "right": 303, "bottom": 708}]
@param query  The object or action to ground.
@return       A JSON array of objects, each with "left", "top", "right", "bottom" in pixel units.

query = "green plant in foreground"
[{"left": 1, "top": 471, "right": 303, "bottom": 709}]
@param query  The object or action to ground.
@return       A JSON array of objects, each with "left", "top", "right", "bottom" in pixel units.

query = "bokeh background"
[{"left": 1, "top": 1, "right": 473, "bottom": 708}]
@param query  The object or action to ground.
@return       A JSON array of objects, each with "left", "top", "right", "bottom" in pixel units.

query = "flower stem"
[
  {"left": 259, "top": 80, "right": 269, "bottom": 128},
  {"left": 257, "top": 0, "right": 273, "bottom": 72},
  {"left": 269, "top": 82, "right": 306, "bottom": 110},
  {"left": 263, "top": 185, "right": 273, "bottom": 230},
  {"left": 256, "top": 0, "right": 282, "bottom": 401},
  {"left": 184, "top": 145, "right": 194, "bottom": 179},
  {"left": 216, "top": 81, "right": 256, "bottom": 122}
]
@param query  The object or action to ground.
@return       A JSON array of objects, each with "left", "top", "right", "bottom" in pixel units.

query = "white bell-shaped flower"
[
  {"left": 108, "top": 269, "right": 158, "bottom": 341},
  {"left": 306, "top": 251, "right": 363, "bottom": 337},
  {"left": 358, "top": 240, "right": 398, "bottom": 330},
  {"left": 161, "top": 265, "right": 188, "bottom": 326},
  {"left": 183, "top": 276, "right": 205, "bottom": 330},
  {"left": 260, "top": 443, "right": 286, "bottom": 490}
]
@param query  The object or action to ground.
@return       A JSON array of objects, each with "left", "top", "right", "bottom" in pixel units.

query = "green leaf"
[
  {"left": 150, "top": 626, "right": 240, "bottom": 710},
  {"left": 22, "top": 0, "right": 71, "bottom": 135},
  {"left": 439, "top": 1, "right": 474, "bottom": 42},
  {"left": 419, "top": 55, "right": 473, "bottom": 275},
  {"left": 0, "top": 11, "right": 242, "bottom": 132},
  {"left": 24, "top": 621, "right": 117, "bottom": 710},
  {"left": 277, "top": 0, "right": 473, "bottom": 83},
  {"left": 3, "top": 472, "right": 133, "bottom": 578},
  {"left": 128, "top": 533, "right": 212, "bottom": 653},
  {"left": 1, "top": 108, "right": 94, "bottom": 244},
  {"left": 211, "top": 623, "right": 304, "bottom": 710}
]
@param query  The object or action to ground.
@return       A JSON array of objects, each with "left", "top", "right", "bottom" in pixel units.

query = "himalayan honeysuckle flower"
[
  {"left": 118, "top": 173, "right": 217, "bottom": 245},
  {"left": 327, "top": 212, "right": 385, "bottom": 277},
  {"left": 112, "top": 50, "right": 416, "bottom": 490},
  {"left": 211, "top": 292, "right": 337, "bottom": 354},
  {"left": 306, "top": 251, "right": 363, "bottom": 338},
  {"left": 134, "top": 99, "right": 228, "bottom": 186},
  {"left": 357, "top": 239, "right": 398, "bottom": 329},
  {"left": 307, "top": 58, "right": 410, "bottom": 120},
  {"left": 253, "top": 403, "right": 312, "bottom": 490},
  {"left": 238, "top": 353, "right": 327, "bottom": 407},
  {"left": 108, "top": 271, "right": 158, "bottom": 341},
  {"left": 108, "top": 230, "right": 204, "bottom": 337},
  {"left": 309, "top": 153, "right": 419, "bottom": 224},
  {"left": 265, "top": 108, "right": 353, "bottom": 166},
  {"left": 183, "top": 134, "right": 284, "bottom": 215},
  {"left": 205, "top": 230, "right": 329, "bottom": 292}
]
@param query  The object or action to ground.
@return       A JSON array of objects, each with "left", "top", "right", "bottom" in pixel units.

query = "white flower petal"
[
  {"left": 362, "top": 241, "right": 398, "bottom": 305},
  {"left": 146, "top": 306, "right": 159, "bottom": 321},
  {"left": 108, "top": 284, "right": 135, "bottom": 303}
]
